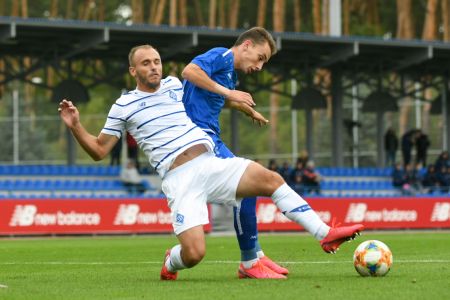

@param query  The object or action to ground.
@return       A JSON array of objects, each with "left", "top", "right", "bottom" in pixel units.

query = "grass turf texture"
[{"left": 1, "top": 232, "right": 449, "bottom": 300}]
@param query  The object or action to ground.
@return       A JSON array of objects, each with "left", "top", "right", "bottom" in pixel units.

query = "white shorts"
[{"left": 161, "top": 152, "right": 251, "bottom": 235}]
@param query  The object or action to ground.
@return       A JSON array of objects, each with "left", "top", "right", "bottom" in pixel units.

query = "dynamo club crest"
[{"left": 169, "top": 90, "right": 178, "bottom": 101}]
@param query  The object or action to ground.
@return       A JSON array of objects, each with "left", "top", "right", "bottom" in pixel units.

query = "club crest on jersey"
[
  {"left": 175, "top": 213, "right": 184, "bottom": 224},
  {"left": 169, "top": 90, "right": 178, "bottom": 101}
]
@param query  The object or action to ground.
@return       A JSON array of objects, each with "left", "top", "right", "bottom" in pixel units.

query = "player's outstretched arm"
[
  {"left": 58, "top": 99, "right": 118, "bottom": 161},
  {"left": 182, "top": 63, "right": 255, "bottom": 107},
  {"left": 227, "top": 101, "right": 269, "bottom": 126}
]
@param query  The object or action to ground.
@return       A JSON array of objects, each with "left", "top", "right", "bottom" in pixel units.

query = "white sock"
[
  {"left": 165, "top": 244, "right": 187, "bottom": 272},
  {"left": 242, "top": 258, "right": 259, "bottom": 269},
  {"left": 256, "top": 250, "right": 265, "bottom": 259},
  {"left": 272, "top": 183, "right": 330, "bottom": 240}
]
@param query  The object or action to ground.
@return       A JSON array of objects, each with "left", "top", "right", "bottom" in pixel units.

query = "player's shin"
[
  {"left": 271, "top": 183, "right": 330, "bottom": 240},
  {"left": 166, "top": 244, "right": 187, "bottom": 272},
  {"left": 234, "top": 198, "right": 259, "bottom": 268}
]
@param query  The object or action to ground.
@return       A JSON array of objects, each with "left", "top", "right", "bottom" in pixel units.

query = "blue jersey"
[{"left": 182, "top": 47, "right": 237, "bottom": 136}]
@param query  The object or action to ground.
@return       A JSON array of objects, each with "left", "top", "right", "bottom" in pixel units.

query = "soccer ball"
[{"left": 353, "top": 240, "right": 393, "bottom": 277}]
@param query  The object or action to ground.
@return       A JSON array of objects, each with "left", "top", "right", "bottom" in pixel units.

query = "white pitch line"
[
  {"left": 0, "top": 259, "right": 449, "bottom": 266},
  {"left": 0, "top": 284, "right": 8, "bottom": 288}
]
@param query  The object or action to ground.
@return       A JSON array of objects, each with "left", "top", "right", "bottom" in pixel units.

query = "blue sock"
[{"left": 233, "top": 197, "right": 258, "bottom": 262}]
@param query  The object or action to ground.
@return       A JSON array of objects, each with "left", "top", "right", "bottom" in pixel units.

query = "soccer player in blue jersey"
[
  {"left": 59, "top": 45, "right": 364, "bottom": 281},
  {"left": 181, "top": 27, "right": 287, "bottom": 278}
]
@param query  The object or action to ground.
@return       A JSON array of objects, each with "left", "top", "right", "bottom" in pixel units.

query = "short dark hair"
[
  {"left": 234, "top": 27, "right": 277, "bottom": 56},
  {"left": 128, "top": 45, "right": 159, "bottom": 66}
]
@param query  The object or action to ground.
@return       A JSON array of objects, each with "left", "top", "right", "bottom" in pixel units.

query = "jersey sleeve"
[
  {"left": 101, "top": 104, "right": 126, "bottom": 138},
  {"left": 191, "top": 50, "right": 229, "bottom": 77}
]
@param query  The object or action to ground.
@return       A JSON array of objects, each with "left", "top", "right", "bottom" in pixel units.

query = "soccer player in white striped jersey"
[{"left": 58, "top": 45, "right": 364, "bottom": 281}]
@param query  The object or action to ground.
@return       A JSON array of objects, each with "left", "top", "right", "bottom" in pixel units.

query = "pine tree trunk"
[
  {"left": 0, "top": 0, "right": 4, "bottom": 92},
  {"left": 321, "top": 0, "right": 329, "bottom": 35},
  {"left": 50, "top": 0, "right": 58, "bottom": 17},
  {"left": 98, "top": 0, "right": 105, "bottom": 21},
  {"left": 273, "top": 0, "right": 285, "bottom": 32},
  {"left": 21, "top": 0, "right": 28, "bottom": 17},
  {"left": 443, "top": 0, "right": 450, "bottom": 41},
  {"left": 422, "top": 0, "right": 439, "bottom": 40},
  {"left": 369, "top": 0, "right": 381, "bottom": 34},
  {"left": 396, "top": 0, "right": 415, "bottom": 135},
  {"left": 0, "top": 0, "right": 5, "bottom": 16},
  {"left": 132, "top": 0, "right": 144, "bottom": 23},
  {"left": 153, "top": 0, "right": 167, "bottom": 25},
  {"left": 229, "top": 0, "right": 240, "bottom": 29},
  {"left": 193, "top": 0, "right": 205, "bottom": 26},
  {"left": 209, "top": 0, "right": 217, "bottom": 28},
  {"left": 169, "top": 0, "right": 177, "bottom": 26},
  {"left": 293, "top": 0, "right": 301, "bottom": 32},
  {"left": 65, "top": 0, "right": 73, "bottom": 19},
  {"left": 396, "top": 0, "right": 414, "bottom": 39},
  {"left": 149, "top": 0, "right": 158, "bottom": 23},
  {"left": 11, "top": 0, "right": 19, "bottom": 16},
  {"left": 270, "top": 0, "right": 285, "bottom": 154},
  {"left": 313, "top": 0, "right": 321, "bottom": 34},
  {"left": 421, "top": 0, "right": 439, "bottom": 134},
  {"left": 21, "top": 0, "right": 35, "bottom": 129},
  {"left": 179, "top": 0, "right": 187, "bottom": 26},
  {"left": 343, "top": 0, "right": 350, "bottom": 35},
  {"left": 0, "top": 0, "right": 4, "bottom": 96},
  {"left": 257, "top": 0, "right": 267, "bottom": 27},
  {"left": 219, "top": 0, "right": 226, "bottom": 28}
]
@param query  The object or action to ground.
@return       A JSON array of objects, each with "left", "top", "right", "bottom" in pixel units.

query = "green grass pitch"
[{"left": 1, "top": 231, "right": 449, "bottom": 300}]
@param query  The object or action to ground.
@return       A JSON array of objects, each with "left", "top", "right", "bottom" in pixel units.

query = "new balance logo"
[
  {"left": 9, "top": 205, "right": 37, "bottom": 226},
  {"left": 431, "top": 202, "right": 450, "bottom": 222},
  {"left": 114, "top": 204, "right": 140, "bottom": 225}
]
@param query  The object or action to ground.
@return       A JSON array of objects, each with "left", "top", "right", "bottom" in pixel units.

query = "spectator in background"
[
  {"left": 126, "top": 132, "right": 140, "bottom": 171},
  {"left": 290, "top": 161, "right": 305, "bottom": 185},
  {"left": 290, "top": 161, "right": 305, "bottom": 195},
  {"left": 422, "top": 164, "right": 440, "bottom": 194},
  {"left": 384, "top": 127, "right": 398, "bottom": 167},
  {"left": 110, "top": 136, "right": 122, "bottom": 166},
  {"left": 415, "top": 130, "right": 430, "bottom": 167},
  {"left": 120, "top": 160, "right": 147, "bottom": 195},
  {"left": 392, "top": 162, "right": 407, "bottom": 193},
  {"left": 437, "top": 165, "right": 450, "bottom": 193},
  {"left": 302, "top": 160, "right": 321, "bottom": 195},
  {"left": 278, "top": 161, "right": 293, "bottom": 186},
  {"left": 267, "top": 159, "right": 279, "bottom": 172},
  {"left": 292, "top": 173, "right": 304, "bottom": 196},
  {"left": 297, "top": 150, "right": 309, "bottom": 166},
  {"left": 435, "top": 151, "right": 450, "bottom": 171},
  {"left": 404, "top": 163, "right": 423, "bottom": 194},
  {"left": 401, "top": 129, "right": 417, "bottom": 167},
  {"left": 445, "top": 167, "right": 450, "bottom": 193}
]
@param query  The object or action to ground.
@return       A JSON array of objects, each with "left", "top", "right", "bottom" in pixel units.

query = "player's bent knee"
[{"left": 264, "top": 170, "right": 285, "bottom": 191}]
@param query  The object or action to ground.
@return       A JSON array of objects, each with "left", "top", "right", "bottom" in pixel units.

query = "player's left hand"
[
  {"left": 249, "top": 110, "right": 269, "bottom": 126},
  {"left": 239, "top": 103, "right": 269, "bottom": 126}
]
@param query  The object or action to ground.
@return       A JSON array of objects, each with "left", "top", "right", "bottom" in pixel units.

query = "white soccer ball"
[{"left": 353, "top": 240, "right": 393, "bottom": 277}]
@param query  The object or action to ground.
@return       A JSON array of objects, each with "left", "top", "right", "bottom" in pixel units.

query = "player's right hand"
[
  {"left": 226, "top": 90, "right": 255, "bottom": 107},
  {"left": 58, "top": 99, "right": 80, "bottom": 128}
]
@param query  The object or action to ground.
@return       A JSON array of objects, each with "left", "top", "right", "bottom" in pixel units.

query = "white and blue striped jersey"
[{"left": 101, "top": 76, "right": 214, "bottom": 177}]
